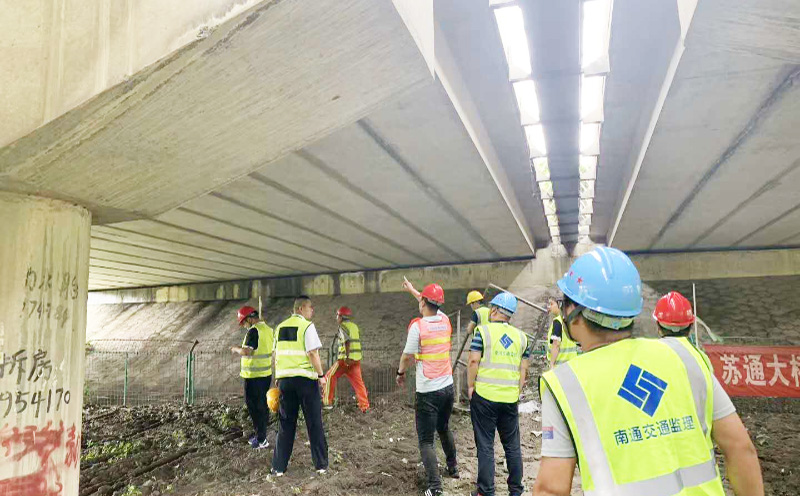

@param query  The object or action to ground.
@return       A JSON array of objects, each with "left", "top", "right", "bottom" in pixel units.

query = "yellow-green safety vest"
[
  {"left": 274, "top": 314, "right": 317, "bottom": 380},
  {"left": 337, "top": 320, "right": 363, "bottom": 361},
  {"left": 541, "top": 337, "right": 723, "bottom": 496},
  {"left": 663, "top": 336, "right": 714, "bottom": 373},
  {"left": 475, "top": 306, "right": 491, "bottom": 326},
  {"left": 240, "top": 321, "right": 273, "bottom": 379},
  {"left": 475, "top": 323, "right": 528, "bottom": 403},
  {"left": 547, "top": 315, "right": 579, "bottom": 364}
]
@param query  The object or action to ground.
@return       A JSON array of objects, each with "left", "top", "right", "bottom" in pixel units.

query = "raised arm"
[{"left": 402, "top": 276, "right": 421, "bottom": 301}]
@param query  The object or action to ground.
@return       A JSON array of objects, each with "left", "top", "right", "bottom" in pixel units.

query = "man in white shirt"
[
  {"left": 271, "top": 296, "right": 328, "bottom": 475},
  {"left": 396, "top": 278, "right": 459, "bottom": 496}
]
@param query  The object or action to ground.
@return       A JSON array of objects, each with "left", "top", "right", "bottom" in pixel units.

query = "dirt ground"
[
  {"left": 724, "top": 399, "right": 800, "bottom": 496},
  {"left": 79, "top": 390, "right": 799, "bottom": 496},
  {"left": 79, "top": 385, "right": 567, "bottom": 496}
]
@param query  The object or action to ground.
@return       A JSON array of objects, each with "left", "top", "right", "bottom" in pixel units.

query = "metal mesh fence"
[
  {"left": 322, "top": 346, "right": 415, "bottom": 406},
  {"left": 84, "top": 339, "right": 199, "bottom": 406},
  {"left": 84, "top": 340, "right": 417, "bottom": 407},
  {"left": 84, "top": 309, "right": 550, "bottom": 407}
]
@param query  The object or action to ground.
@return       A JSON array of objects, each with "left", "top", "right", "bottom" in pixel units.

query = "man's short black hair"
[
  {"left": 422, "top": 299, "right": 440, "bottom": 312},
  {"left": 294, "top": 295, "right": 312, "bottom": 313}
]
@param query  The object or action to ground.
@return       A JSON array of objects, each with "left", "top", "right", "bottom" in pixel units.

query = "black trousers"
[
  {"left": 244, "top": 376, "right": 271, "bottom": 443},
  {"left": 272, "top": 376, "right": 328, "bottom": 472},
  {"left": 470, "top": 392, "right": 523, "bottom": 496},
  {"left": 415, "top": 384, "right": 458, "bottom": 491}
]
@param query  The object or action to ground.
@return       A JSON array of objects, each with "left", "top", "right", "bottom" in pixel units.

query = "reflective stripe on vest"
[
  {"left": 475, "top": 323, "right": 527, "bottom": 403},
  {"left": 476, "top": 306, "right": 491, "bottom": 326},
  {"left": 240, "top": 322, "right": 273, "bottom": 378},
  {"left": 414, "top": 315, "right": 452, "bottom": 379},
  {"left": 660, "top": 338, "right": 710, "bottom": 438},
  {"left": 337, "top": 321, "right": 363, "bottom": 361},
  {"left": 274, "top": 315, "right": 317, "bottom": 380},
  {"left": 543, "top": 338, "right": 722, "bottom": 496},
  {"left": 547, "top": 315, "right": 579, "bottom": 364}
]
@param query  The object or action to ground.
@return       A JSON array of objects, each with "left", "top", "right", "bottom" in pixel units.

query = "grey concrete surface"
[
  {"left": 3, "top": 0, "right": 800, "bottom": 292},
  {"left": 81, "top": 79, "right": 537, "bottom": 289},
  {"left": 606, "top": 0, "right": 800, "bottom": 251},
  {"left": 87, "top": 257, "right": 557, "bottom": 304},
  {"left": 0, "top": 0, "right": 265, "bottom": 148},
  {"left": 0, "top": 192, "right": 91, "bottom": 495},
  {"left": 631, "top": 248, "right": 800, "bottom": 281},
  {"left": 0, "top": 0, "right": 432, "bottom": 223}
]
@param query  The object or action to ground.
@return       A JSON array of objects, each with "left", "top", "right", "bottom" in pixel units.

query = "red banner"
[{"left": 703, "top": 345, "right": 800, "bottom": 397}]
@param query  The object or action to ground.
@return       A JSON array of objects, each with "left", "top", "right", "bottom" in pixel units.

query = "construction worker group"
[
  {"left": 231, "top": 245, "right": 763, "bottom": 496},
  {"left": 231, "top": 296, "right": 366, "bottom": 476}
]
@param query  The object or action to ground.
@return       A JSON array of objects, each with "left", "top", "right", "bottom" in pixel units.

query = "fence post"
[
  {"left": 455, "top": 309, "right": 461, "bottom": 406},
  {"left": 184, "top": 340, "right": 199, "bottom": 406},
  {"left": 184, "top": 354, "right": 190, "bottom": 404},
  {"left": 188, "top": 353, "right": 194, "bottom": 405},
  {"left": 123, "top": 353, "right": 129, "bottom": 407}
]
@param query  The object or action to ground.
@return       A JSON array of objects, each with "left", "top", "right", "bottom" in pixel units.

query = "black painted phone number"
[{"left": 0, "top": 388, "right": 71, "bottom": 418}]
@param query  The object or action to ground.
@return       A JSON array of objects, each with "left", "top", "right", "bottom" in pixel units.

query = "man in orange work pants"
[{"left": 323, "top": 306, "right": 369, "bottom": 412}]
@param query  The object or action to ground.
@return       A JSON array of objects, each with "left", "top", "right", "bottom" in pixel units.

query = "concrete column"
[{"left": 0, "top": 192, "right": 91, "bottom": 495}]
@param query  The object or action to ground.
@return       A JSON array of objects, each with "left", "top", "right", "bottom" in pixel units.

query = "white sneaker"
[
  {"left": 256, "top": 439, "right": 270, "bottom": 449},
  {"left": 316, "top": 469, "right": 327, "bottom": 475}
]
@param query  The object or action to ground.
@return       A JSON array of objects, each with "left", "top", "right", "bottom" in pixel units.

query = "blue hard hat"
[
  {"left": 557, "top": 246, "right": 643, "bottom": 317},
  {"left": 490, "top": 292, "right": 518, "bottom": 315}
]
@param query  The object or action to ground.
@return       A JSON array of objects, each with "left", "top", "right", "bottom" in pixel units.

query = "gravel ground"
[{"left": 79, "top": 385, "right": 565, "bottom": 496}]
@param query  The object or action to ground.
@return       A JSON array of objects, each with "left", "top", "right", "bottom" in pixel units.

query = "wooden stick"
[{"left": 488, "top": 283, "right": 547, "bottom": 313}]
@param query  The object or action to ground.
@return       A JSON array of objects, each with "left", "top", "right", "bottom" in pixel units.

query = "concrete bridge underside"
[{"left": 2, "top": 0, "right": 799, "bottom": 291}]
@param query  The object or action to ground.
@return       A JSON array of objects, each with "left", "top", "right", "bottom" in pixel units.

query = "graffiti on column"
[
  {"left": 20, "top": 267, "right": 80, "bottom": 331},
  {"left": 0, "top": 421, "right": 80, "bottom": 496},
  {"left": 0, "top": 354, "right": 78, "bottom": 496},
  {"left": 0, "top": 265, "right": 83, "bottom": 495},
  {"left": 0, "top": 349, "right": 69, "bottom": 418}
]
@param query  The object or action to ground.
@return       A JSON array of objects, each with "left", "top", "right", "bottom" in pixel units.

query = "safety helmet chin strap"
[
  {"left": 563, "top": 304, "right": 585, "bottom": 343},
  {"left": 659, "top": 323, "right": 690, "bottom": 333},
  {"left": 581, "top": 308, "right": 634, "bottom": 330},
  {"left": 563, "top": 304, "right": 634, "bottom": 343}
]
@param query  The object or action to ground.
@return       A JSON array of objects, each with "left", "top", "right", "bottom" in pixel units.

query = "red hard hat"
[
  {"left": 237, "top": 306, "right": 257, "bottom": 325},
  {"left": 652, "top": 291, "right": 694, "bottom": 327},
  {"left": 420, "top": 283, "right": 445, "bottom": 306},
  {"left": 336, "top": 306, "right": 352, "bottom": 317}
]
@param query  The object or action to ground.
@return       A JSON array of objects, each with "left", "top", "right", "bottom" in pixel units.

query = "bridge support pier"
[{"left": 0, "top": 192, "right": 91, "bottom": 495}]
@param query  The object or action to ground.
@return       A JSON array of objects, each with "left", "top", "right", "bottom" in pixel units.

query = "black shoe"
[
  {"left": 446, "top": 465, "right": 459, "bottom": 479},
  {"left": 423, "top": 489, "right": 443, "bottom": 496}
]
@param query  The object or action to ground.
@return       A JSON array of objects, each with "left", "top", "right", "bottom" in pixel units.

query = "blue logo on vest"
[
  {"left": 617, "top": 365, "right": 668, "bottom": 417},
  {"left": 500, "top": 334, "right": 513, "bottom": 349}
]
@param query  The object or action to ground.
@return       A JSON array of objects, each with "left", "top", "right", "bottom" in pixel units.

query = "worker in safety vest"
[
  {"left": 322, "top": 306, "right": 370, "bottom": 412},
  {"left": 654, "top": 291, "right": 713, "bottom": 372},
  {"left": 533, "top": 246, "right": 763, "bottom": 496},
  {"left": 230, "top": 305, "right": 273, "bottom": 449},
  {"left": 465, "top": 290, "right": 491, "bottom": 339},
  {"left": 271, "top": 296, "right": 328, "bottom": 476},
  {"left": 397, "top": 278, "right": 459, "bottom": 496},
  {"left": 546, "top": 298, "right": 579, "bottom": 368},
  {"left": 467, "top": 292, "right": 530, "bottom": 496}
]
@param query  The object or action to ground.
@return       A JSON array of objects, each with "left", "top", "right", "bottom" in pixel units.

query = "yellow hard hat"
[
  {"left": 267, "top": 388, "right": 281, "bottom": 413},
  {"left": 466, "top": 290, "right": 484, "bottom": 305}
]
